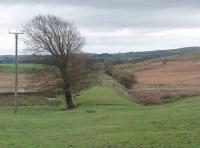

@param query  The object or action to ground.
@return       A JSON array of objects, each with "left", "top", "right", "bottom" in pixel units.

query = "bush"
[
  {"left": 104, "top": 62, "right": 114, "bottom": 76},
  {"left": 104, "top": 63, "right": 137, "bottom": 88},
  {"left": 116, "top": 72, "right": 137, "bottom": 88},
  {"left": 105, "top": 67, "right": 113, "bottom": 76}
]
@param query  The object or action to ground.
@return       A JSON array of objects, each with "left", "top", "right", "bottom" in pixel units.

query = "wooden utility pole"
[{"left": 9, "top": 31, "right": 23, "bottom": 113}]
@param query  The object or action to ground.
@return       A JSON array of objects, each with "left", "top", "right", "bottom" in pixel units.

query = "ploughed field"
[
  {"left": 0, "top": 64, "right": 41, "bottom": 93},
  {"left": 128, "top": 59, "right": 200, "bottom": 104},
  {"left": 0, "top": 73, "right": 36, "bottom": 93}
]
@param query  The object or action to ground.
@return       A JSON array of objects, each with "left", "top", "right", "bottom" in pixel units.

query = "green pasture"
[
  {"left": 0, "top": 64, "right": 42, "bottom": 73},
  {"left": 0, "top": 86, "right": 199, "bottom": 147}
]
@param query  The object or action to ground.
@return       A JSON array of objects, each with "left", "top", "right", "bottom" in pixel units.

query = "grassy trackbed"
[{"left": 0, "top": 86, "right": 200, "bottom": 147}]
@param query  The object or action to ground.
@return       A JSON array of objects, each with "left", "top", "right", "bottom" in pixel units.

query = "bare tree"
[{"left": 23, "top": 15, "right": 85, "bottom": 109}]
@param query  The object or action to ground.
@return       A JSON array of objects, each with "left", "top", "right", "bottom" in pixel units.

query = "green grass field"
[
  {"left": 0, "top": 64, "right": 42, "bottom": 73},
  {"left": 0, "top": 86, "right": 200, "bottom": 147}
]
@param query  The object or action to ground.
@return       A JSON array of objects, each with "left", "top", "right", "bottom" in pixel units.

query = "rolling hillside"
[
  {"left": 1, "top": 47, "right": 200, "bottom": 64},
  {"left": 0, "top": 50, "right": 200, "bottom": 147},
  {"left": 86, "top": 47, "right": 200, "bottom": 61},
  {"left": 112, "top": 54, "right": 200, "bottom": 104}
]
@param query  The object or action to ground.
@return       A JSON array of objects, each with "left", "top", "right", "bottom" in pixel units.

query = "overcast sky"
[{"left": 1, "top": 0, "right": 200, "bottom": 54}]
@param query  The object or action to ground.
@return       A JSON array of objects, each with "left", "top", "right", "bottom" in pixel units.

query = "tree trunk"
[{"left": 64, "top": 89, "right": 74, "bottom": 109}]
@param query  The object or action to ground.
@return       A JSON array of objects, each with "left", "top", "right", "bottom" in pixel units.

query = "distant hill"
[
  {"left": 86, "top": 47, "right": 200, "bottom": 62},
  {"left": 0, "top": 55, "right": 52, "bottom": 64},
  {"left": 1, "top": 47, "right": 200, "bottom": 64}
]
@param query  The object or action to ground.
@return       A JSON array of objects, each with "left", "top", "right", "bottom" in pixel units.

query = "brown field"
[
  {"left": 128, "top": 59, "right": 200, "bottom": 104},
  {"left": 1, "top": 57, "right": 200, "bottom": 105},
  {"left": 0, "top": 73, "right": 38, "bottom": 93}
]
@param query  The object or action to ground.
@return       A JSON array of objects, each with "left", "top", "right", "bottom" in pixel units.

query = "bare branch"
[{"left": 23, "top": 14, "right": 86, "bottom": 109}]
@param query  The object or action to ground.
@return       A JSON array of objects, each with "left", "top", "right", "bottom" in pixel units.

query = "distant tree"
[{"left": 23, "top": 15, "right": 86, "bottom": 109}]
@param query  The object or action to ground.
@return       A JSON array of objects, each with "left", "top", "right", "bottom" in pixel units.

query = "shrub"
[
  {"left": 104, "top": 62, "right": 114, "bottom": 76},
  {"left": 104, "top": 63, "right": 137, "bottom": 88},
  {"left": 116, "top": 72, "right": 137, "bottom": 88},
  {"left": 105, "top": 67, "right": 113, "bottom": 76}
]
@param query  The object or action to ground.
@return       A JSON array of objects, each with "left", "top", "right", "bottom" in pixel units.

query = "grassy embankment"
[{"left": 0, "top": 84, "right": 200, "bottom": 147}]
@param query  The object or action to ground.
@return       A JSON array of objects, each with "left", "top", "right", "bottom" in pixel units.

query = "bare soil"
[{"left": 0, "top": 73, "right": 38, "bottom": 93}]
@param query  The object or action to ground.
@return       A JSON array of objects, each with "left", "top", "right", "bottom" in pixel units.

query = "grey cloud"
[
  {"left": 1, "top": 0, "right": 200, "bottom": 9},
  {"left": 1, "top": 0, "right": 200, "bottom": 30},
  {"left": 74, "top": 7, "right": 200, "bottom": 30},
  {"left": 1, "top": 0, "right": 200, "bottom": 54}
]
